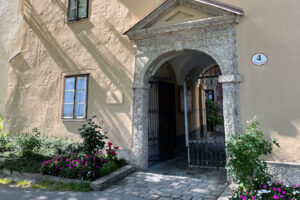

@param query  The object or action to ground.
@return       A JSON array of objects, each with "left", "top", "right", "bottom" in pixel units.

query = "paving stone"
[
  {"left": 158, "top": 197, "right": 173, "bottom": 200},
  {"left": 102, "top": 157, "right": 227, "bottom": 200},
  {"left": 181, "top": 195, "right": 192, "bottom": 200}
]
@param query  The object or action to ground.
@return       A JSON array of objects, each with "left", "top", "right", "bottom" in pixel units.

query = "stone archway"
[{"left": 124, "top": 0, "right": 244, "bottom": 168}]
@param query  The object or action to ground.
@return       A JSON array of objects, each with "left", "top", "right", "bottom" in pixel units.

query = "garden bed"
[
  {"left": 0, "top": 164, "right": 135, "bottom": 191},
  {"left": 0, "top": 116, "right": 133, "bottom": 191}
]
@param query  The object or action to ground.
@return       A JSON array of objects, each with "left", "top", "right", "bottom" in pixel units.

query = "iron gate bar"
[
  {"left": 184, "top": 74, "right": 225, "bottom": 168},
  {"left": 183, "top": 80, "right": 190, "bottom": 165}
]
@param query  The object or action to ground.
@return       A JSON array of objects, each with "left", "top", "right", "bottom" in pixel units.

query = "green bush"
[
  {"left": 226, "top": 118, "right": 280, "bottom": 190},
  {"left": 206, "top": 99, "right": 223, "bottom": 126},
  {"left": 40, "top": 136, "right": 83, "bottom": 155},
  {"left": 0, "top": 131, "right": 9, "bottom": 152},
  {"left": 78, "top": 116, "right": 108, "bottom": 155},
  {"left": 16, "top": 128, "right": 42, "bottom": 156},
  {"left": 0, "top": 116, "right": 10, "bottom": 152}
]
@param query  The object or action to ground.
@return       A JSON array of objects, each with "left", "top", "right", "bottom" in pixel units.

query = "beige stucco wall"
[
  {"left": 0, "top": 0, "right": 23, "bottom": 117},
  {"left": 4, "top": 0, "right": 300, "bottom": 163},
  {"left": 221, "top": 0, "right": 300, "bottom": 163},
  {"left": 5, "top": 0, "right": 163, "bottom": 149}
]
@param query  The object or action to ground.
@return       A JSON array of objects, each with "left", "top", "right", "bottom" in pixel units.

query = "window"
[
  {"left": 63, "top": 75, "right": 88, "bottom": 119},
  {"left": 67, "top": 0, "right": 88, "bottom": 22},
  {"left": 205, "top": 90, "right": 214, "bottom": 101}
]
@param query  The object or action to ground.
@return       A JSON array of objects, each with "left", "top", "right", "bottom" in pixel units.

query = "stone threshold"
[{"left": 0, "top": 165, "right": 136, "bottom": 191}]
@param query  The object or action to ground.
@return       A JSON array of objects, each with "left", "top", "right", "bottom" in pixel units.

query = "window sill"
[
  {"left": 61, "top": 118, "right": 87, "bottom": 122},
  {"left": 67, "top": 17, "right": 88, "bottom": 24}
]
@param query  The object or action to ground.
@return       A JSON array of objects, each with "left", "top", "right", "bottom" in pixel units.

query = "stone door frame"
[{"left": 125, "top": 5, "right": 243, "bottom": 169}]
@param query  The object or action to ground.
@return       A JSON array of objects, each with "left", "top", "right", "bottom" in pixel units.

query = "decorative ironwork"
[
  {"left": 148, "top": 77, "right": 176, "bottom": 162},
  {"left": 184, "top": 66, "right": 225, "bottom": 168}
]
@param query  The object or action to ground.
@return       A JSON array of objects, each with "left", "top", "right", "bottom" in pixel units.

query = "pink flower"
[
  {"left": 277, "top": 188, "right": 281, "bottom": 192},
  {"left": 273, "top": 195, "right": 278, "bottom": 199},
  {"left": 263, "top": 185, "right": 267, "bottom": 189},
  {"left": 282, "top": 191, "right": 286, "bottom": 194},
  {"left": 66, "top": 158, "right": 69, "bottom": 162}
]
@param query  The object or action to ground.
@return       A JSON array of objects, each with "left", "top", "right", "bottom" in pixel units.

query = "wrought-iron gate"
[
  {"left": 184, "top": 69, "right": 225, "bottom": 168},
  {"left": 148, "top": 80, "right": 176, "bottom": 162}
]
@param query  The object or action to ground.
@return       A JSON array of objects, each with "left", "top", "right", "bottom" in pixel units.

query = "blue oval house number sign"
[{"left": 251, "top": 53, "right": 268, "bottom": 66}]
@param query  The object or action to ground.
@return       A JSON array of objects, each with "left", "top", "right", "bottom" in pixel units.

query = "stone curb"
[
  {"left": 0, "top": 165, "right": 136, "bottom": 191},
  {"left": 217, "top": 184, "right": 237, "bottom": 200},
  {"left": 91, "top": 165, "right": 136, "bottom": 191}
]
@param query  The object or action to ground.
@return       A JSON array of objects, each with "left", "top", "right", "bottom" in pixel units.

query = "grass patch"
[
  {"left": 0, "top": 178, "right": 12, "bottom": 185},
  {"left": 31, "top": 180, "right": 93, "bottom": 192},
  {"left": 16, "top": 180, "right": 31, "bottom": 187},
  {"left": 0, "top": 152, "right": 52, "bottom": 173},
  {"left": 0, "top": 178, "right": 92, "bottom": 192}
]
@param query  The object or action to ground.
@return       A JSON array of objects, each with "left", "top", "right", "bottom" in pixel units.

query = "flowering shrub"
[
  {"left": 231, "top": 180, "right": 300, "bottom": 200},
  {"left": 226, "top": 118, "right": 280, "bottom": 190},
  {"left": 78, "top": 116, "right": 108, "bottom": 155},
  {"left": 40, "top": 142, "right": 124, "bottom": 181}
]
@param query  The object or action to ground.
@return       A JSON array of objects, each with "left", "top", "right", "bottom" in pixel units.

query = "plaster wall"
[
  {"left": 0, "top": 0, "right": 23, "bottom": 116},
  {"left": 4, "top": 0, "right": 300, "bottom": 164},
  {"left": 221, "top": 0, "right": 300, "bottom": 163},
  {"left": 5, "top": 0, "right": 164, "bottom": 150}
]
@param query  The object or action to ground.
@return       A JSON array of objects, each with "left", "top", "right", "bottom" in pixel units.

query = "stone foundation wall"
[{"left": 267, "top": 161, "right": 300, "bottom": 185}]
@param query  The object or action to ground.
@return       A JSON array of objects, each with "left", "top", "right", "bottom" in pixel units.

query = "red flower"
[
  {"left": 114, "top": 146, "right": 119, "bottom": 150},
  {"left": 108, "top": 142, "right": 112, "bottom": 146},
  {"left": 112, "top": 151, "right": 116, "bottom": 155}
]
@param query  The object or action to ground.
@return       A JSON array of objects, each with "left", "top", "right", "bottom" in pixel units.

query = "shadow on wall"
[
  {"left": 19, "top": 0, "right": 134, "bottom": 148},
  {"left": 5, "top": 54, "right": 31, "bottom": 134},
  {"left": 0, "top": 42, "right": 9, "bottom": 116}
]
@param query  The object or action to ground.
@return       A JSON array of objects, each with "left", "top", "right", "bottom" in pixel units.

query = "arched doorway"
[
  {"left": 146, "top": 51, "right": 226, "bottom": 168},
  {"left": 125, "top": 0, "right": 244, "bottom": 168}
]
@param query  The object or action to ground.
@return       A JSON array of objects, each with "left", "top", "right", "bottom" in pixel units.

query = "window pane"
[
  {"left": 78, "top": 7, "right": 87, "bottom": 18},
  {"left": 64, "top": 91, "right": 74, "bottom": 103},
  {"left": 69, "top": 0, "right": 77, "bottom": 8},
  {"left": 76, "top": 76, "right": 87, "bottom": 90},
  {"left": 65, "top": 77, "right": 75, "bottom": 90},
  {"left": 75, "top": 103, "right": 86, "bottom": 118},
  {"left": 79, "top": 0, "right": 87, "bottom": 7},
  {"left": 68, "top": 8, "right": 77, "bottom": 21},
  {"left": 63, "top": 104, "right": 73, "bottom": 118},
  {"left": 75, "top": 91, "right": 86, "bottom": 103}
]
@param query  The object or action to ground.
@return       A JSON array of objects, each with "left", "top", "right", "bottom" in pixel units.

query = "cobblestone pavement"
[{"left": 104, "top": 156, "right": 227, "bottom": 200}]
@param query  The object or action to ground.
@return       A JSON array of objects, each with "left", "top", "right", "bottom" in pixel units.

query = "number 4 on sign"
[
  {"left": 251, "top": 53, "right": 268, "bottom": 66},
  {"left": 257, "top": 55, "right": 262, "bottom": 61}
]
